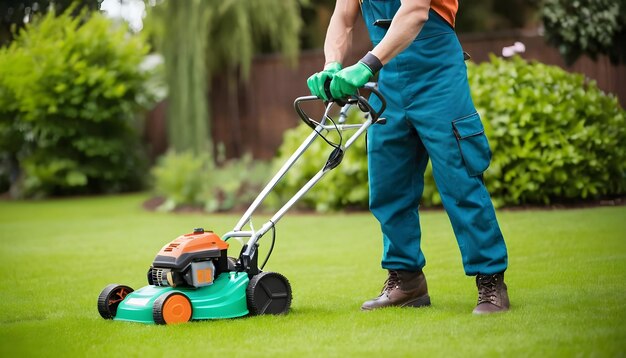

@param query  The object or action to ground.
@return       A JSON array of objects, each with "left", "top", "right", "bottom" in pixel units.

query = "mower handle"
[
  {"left": 294, "top": 82, "right": 386, "bottom": 129},
  {"left": 229, "top": 83, "right": 386, "bottom": 274}
]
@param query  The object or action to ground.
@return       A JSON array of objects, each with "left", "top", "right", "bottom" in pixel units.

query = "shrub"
[
  {"left": 151, "top": 151, "right": 272, "bottom": 212},
  {"left": 272, "top": 56, "right": 626, "bottom": 211},
  {"left": 0, "top": 9, "right": 152, "bottom": 197},
  {"left": 151, "top": 151, "right": 211, "bottom": 210},
  {"left": 471, "top": 55, "right": 626, "bottom": 206}
]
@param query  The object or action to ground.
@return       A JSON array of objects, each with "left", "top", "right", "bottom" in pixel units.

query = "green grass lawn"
[{"left": 0, "top": 194, "right": 624, "bottom": 357}]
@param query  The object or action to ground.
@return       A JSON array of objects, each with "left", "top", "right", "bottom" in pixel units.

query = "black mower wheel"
[
  {"left": 98, "top": 284, "right": 134, "bottom": 319},
  {"left": 246, "top": 271, "right": 292, "bottom": 315},
  {"left": 153, "top": 292, "right": 193, "bottom": 325}
]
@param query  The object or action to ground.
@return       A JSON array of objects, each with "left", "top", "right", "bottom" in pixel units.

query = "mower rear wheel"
[
  {"left": 153, "top": 292, "right": 193, "bottom": 325},
  {"left": 98, "top": 284, "right": 134, "bottom": 319},
  {"left": 246, "top": 271, "right": 292, "bottom": 315}
]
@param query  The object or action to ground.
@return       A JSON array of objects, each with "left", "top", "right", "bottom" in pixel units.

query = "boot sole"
[
  {"left": 472, "top": 303, "right": 510, "bottom": 314},
  {"left": 401, "top": 294, "right": 431, "bottom": 308},
  {"left": 360, "top": 294, "right": 431, "bottom": 311}
]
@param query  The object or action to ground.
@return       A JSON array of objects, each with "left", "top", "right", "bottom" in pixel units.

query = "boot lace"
[
  {"left": 382, "top": 270, "right": 400, "bottom": 294},
  {"left": 477, "top": 274, "right": 498, "bottom": 305}
]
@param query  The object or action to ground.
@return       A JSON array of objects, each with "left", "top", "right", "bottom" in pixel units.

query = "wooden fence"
[{"left": 144, "top": 26, "right": 626, "bottom": 161}]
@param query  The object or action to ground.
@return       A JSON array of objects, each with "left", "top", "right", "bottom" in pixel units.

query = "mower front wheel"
[
  {"left": 153, "top": 292, "right": 193, "bottom": 325},
  {"left": 246, "top": 271, "right": 292, "bottom": 315},
  {"left": 98, "top": 284, "right": 134, "bottom": 319}
]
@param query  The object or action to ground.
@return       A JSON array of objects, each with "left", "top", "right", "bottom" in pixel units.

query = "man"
[{"left": 307, "top": 0, "right": 510, "bottom": 314}]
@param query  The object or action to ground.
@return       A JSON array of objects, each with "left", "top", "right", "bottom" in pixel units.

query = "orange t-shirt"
[{"left": 431, "top": 0, "right": 458, "bottom": 27}]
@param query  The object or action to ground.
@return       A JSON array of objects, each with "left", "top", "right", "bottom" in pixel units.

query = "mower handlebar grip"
[{"left": 294, "top": 82, "right": 386, "bottom": 128}]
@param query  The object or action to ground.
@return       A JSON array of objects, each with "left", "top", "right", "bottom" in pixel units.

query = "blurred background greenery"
[{"left": 0, "top": 0, "right": 624, "bottom": 211}]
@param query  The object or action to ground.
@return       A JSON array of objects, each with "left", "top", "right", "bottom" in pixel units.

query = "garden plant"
[
  {"left": 0, "top": 9, "right": 153, "bottom": 197},
  {"left": 151, "top": 150, "right": 272, "bottom": 212}
]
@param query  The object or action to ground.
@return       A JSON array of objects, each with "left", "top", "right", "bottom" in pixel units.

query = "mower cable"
[
  {"left": 260, "top": 220, "right": 276, "bottom": 270},
  {"left": 315, "top": 112, "right": 343, "bottom": 152}
]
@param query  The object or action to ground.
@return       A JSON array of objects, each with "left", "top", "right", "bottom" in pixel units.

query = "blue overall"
[{"left": 361, "top": 1, "right": 508, "bottom": 275}]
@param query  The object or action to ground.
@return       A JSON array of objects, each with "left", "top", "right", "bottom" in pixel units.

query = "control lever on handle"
[
  {"left": 294, "top": 82, "right": 387, "bottom": 129},
  {"left": 323, "top": 79, "right": 347, "bottom": 107}
]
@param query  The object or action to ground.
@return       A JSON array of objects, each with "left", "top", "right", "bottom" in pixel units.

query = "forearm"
[
  {"left": 371, "top": 0, "right": 431, "bottom": 65},
  {"left": 323, "top": 0, "right": 360, "bottom": 66}
]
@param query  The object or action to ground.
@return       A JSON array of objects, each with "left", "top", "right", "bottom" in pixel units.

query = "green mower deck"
[{"left": 114, "top": 272, "right": 249, "bottom": 324}]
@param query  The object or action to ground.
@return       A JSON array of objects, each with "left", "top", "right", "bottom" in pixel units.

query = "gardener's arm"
[
  {"left": 323, "top": 0, "right": 361, "bottom": 66},
  {"left": 307, "top": 0, "right": 360, "bottom": 100},
  {"left": 370, "top": 0, "right": 431, "bottom": 65},
  {"left": 329, "top": 0, "right": 431, "bottom": 99}
]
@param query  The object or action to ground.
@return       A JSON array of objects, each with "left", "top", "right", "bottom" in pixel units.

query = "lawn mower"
[{"left": 97, "top": 83, "right": 386, "bottom": 324}]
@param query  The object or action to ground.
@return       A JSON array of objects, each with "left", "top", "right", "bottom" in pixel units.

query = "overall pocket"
[{"left": 452, "top": 113, "right": 492, "bottom": 177}]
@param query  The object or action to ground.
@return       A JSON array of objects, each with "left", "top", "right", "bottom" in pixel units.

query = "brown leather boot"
[
  {"left": 361, "top": 270, "right": 431, "bottom": 310},
  {"left": 473, "top": 273, "right": 510, "bottom": 314}
]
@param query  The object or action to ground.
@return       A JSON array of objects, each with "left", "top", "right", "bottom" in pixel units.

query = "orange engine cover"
[{"left": 152, "top": 229, "right": 228, "bottom": 269}]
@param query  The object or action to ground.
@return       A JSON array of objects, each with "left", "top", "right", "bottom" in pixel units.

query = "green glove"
[
  {"left": 307, "top": 62, "right": 342, "bottom": 101},
  {"left": 329, "top": 62, "right": 373, "bottom": 100}
]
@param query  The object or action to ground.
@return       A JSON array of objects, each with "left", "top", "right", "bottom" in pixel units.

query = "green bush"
[
  {"left": 472, "top": 55, "right": 626, "bottom": 206},
  {"left": 272, "top": 56, "right": 626, "bottom": 211},
  {"left": 542, "top": 0, "right": 626, "bottom": 64},
  {"left": 0, "top": 9, "right": 151, "bottom": 197},
  {"left": 151, "top": 151, "right": 272, "bottom": 212}
]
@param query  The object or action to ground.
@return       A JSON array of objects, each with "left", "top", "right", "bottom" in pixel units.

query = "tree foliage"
[
  {"left": 0, "top": 0, "right": 102, "bottom": 45},
  {"left": 149, "top": 0, "right": 212, "bottom": 156},
  {"left": 0, "top": 9, "right": 151, "bottom": 197},
  {"left": 147, "top": 0, "right": 303, "bottom": 156},
  {"left": 205, "top": 1, "right": 302, "bottom": 78},
  {"left": 456, "top": 0, "right": 541, "bottom": 33},
  {"left": 542, "top": 0, "right": 626, "bottom": 65}
]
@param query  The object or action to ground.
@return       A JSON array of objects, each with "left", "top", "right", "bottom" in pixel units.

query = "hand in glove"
[
  {"left": 329, "top": 52, "right": 382, "bottom": 100},
  {"left": 329, "top": 62, "right": 373, "bottom": 100},
  {"left": 306, "top": 62, "right": 342, "bottom": 101}
]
